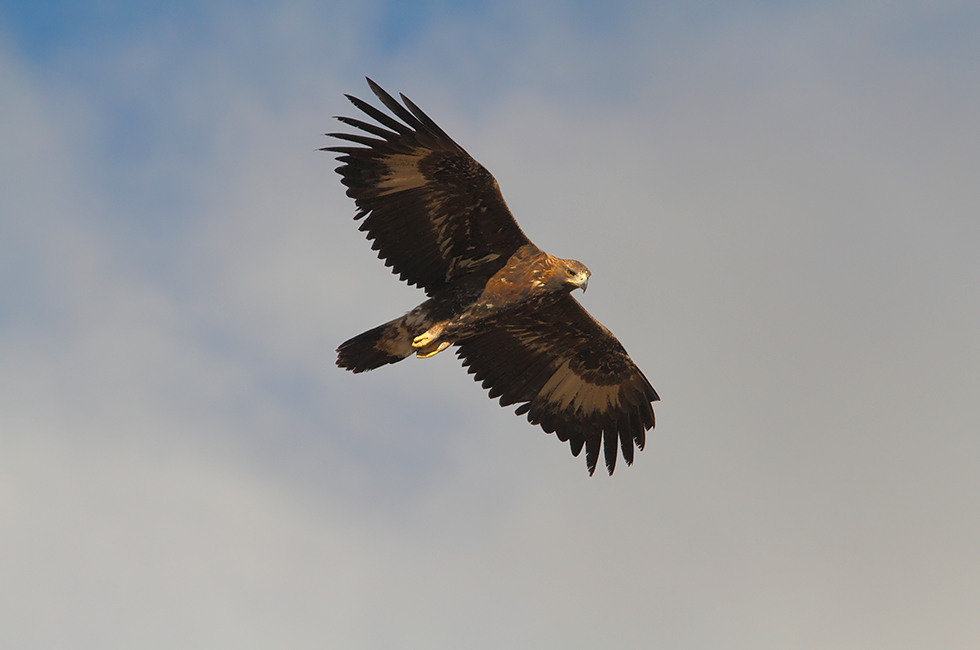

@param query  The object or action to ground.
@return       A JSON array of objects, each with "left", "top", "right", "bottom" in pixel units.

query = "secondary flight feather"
[{"left": 325, "top": 78, "right": 659, "bottom": 475}]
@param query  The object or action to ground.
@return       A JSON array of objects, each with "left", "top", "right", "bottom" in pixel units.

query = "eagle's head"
[{"left": 559, "top": 259, "right": 591, "bottom": 293}]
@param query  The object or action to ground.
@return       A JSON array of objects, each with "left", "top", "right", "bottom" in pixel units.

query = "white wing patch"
[
  {"left": 377, "top": 153, "right": 428, "bottom": 196},
  {"left": 537, "top": 360, "right": 623, "bottom": 415}
]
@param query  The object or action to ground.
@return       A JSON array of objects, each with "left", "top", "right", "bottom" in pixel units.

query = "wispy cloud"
[{"left": 1, "top": 2, "right": 979, "bottom": 647}]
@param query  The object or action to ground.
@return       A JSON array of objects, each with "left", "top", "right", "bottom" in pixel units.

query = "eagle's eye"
[{"left": 566, "top": 268, "right": 576, "bottom": 277}]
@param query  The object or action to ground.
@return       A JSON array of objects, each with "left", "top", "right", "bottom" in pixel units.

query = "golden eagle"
[{"left": 326, "top": 79, "right": 659, "bottom": 475}]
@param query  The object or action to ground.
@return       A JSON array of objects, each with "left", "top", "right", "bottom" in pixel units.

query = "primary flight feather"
[{"left": 326, "top": 78, "right": 659, "bottom": 475}]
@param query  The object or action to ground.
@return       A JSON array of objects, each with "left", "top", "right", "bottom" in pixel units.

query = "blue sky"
[{"left": 2, "top": 2, "right": 980, "bottom": 648}]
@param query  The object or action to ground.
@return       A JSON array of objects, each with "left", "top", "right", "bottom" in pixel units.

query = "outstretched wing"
[
  {"left": 323, "top": 78, "right": 531, "bottom": 296},
  {"left": 456, "top": 296, "right": 659, "bottom": 475}
]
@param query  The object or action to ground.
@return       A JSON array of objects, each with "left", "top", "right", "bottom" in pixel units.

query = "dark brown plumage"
[{"left": 325, "top": 78, "right": 659, "bottom": 475}]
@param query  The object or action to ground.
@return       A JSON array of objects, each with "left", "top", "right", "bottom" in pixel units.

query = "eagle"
[{"left": 326, "top": 79, "right": 659, "bottom": 475}]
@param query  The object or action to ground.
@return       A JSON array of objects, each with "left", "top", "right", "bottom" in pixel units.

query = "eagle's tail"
[
  {"left": 339, "top": 301, "right": 448, "bottom": 373},
  {"left": 336, "top": 322, "right": 410, "bottom": 373}
]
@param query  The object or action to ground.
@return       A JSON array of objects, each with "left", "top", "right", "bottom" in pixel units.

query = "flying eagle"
[{"left": 326, "top": 79, "right": 659, "bottom": 475}]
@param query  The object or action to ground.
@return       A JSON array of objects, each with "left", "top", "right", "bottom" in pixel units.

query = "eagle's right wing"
[
  {"left": 324, "top": 78, "right": 531, "bottom": 296},
  {"left": 455, "top": 295, "right": 659, "bottom": 476}
]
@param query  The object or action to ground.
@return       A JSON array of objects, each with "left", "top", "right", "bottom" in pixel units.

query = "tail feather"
[
  {"left": 336, "top": 322, "right": 411, "bottom": 373},
  {"left": 338, "top": 302, "right": 442, "bottom": 372}
]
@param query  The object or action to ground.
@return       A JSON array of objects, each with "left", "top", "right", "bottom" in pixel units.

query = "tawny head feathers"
[{"left": 558, "top": 258, "right": 590, "bottom": 293}]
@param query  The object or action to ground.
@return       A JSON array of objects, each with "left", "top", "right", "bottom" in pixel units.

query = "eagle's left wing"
[
  {"left": 324, "top": 79, "right": 531, "bottom": 296},
  {"left": 455, "top": 296, "right": 659, "bottom": 475}
]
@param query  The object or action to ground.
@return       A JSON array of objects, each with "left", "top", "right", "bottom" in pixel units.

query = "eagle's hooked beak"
[{"left": 577, "top": 272, "right": 590, "bottom": 293}]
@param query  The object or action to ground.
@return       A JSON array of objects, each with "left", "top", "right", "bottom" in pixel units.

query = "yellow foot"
[
  {"left": 412, "top": 323, "right": 445, "bottom": 349},
  {"left": 416, "top": 341, "right": 451, "bottom": 358}
]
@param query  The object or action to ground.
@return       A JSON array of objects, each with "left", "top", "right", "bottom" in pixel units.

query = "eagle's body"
[{"left": 327, "top": 79, "right": 659, "bottom": 475}]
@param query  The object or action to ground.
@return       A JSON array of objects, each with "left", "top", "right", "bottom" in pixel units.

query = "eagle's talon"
[
  {"left": 416, "top": 341, "right": 450, "bottom": 358},
  {"left": 412, "top": 324, "right": 444, "bottom": 349}
]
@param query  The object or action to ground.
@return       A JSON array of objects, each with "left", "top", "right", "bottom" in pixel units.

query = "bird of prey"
[{"left": 325, "top": 78, "right": 659, "bottom": 475}]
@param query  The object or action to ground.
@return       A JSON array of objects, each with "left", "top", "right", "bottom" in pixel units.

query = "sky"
[{"left": 1, "top": 1, "right": 979, "bottom": 648}]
